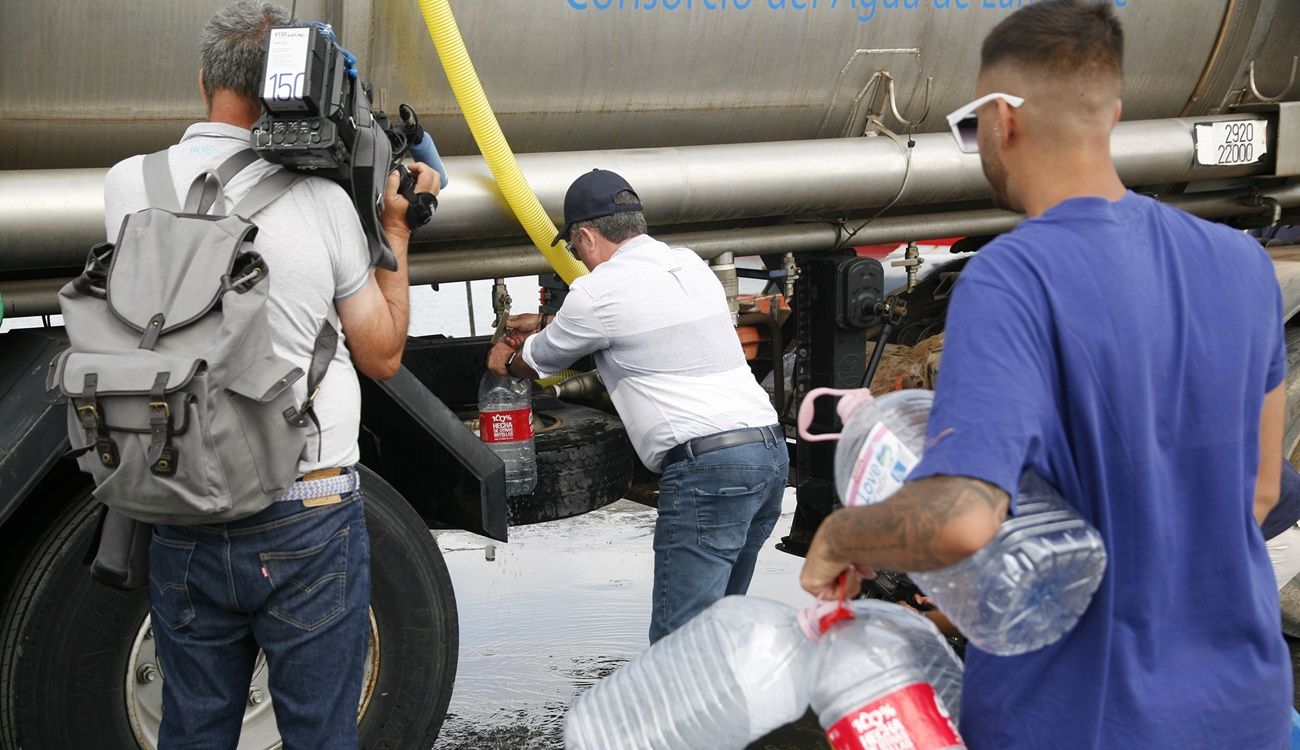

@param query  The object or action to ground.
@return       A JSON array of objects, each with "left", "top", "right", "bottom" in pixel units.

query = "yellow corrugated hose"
[
  {"left": 416, "top": 0, "right": 589, "bottom": 285},
  {"left": 536, "top": 369, "right": 583, "bottom": 389}
]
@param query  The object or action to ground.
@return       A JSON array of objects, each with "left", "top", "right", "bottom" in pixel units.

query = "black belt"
[{"left": 663, "top": 425, "right": 780, "bottom": 468}]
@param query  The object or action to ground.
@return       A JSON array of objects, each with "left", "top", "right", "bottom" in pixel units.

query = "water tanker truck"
[{"left": 1, "top": 0, "right": 1298, "bottom": 746}]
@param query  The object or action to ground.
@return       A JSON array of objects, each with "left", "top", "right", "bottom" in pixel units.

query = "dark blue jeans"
[
  {"left": 650, "top": 425, "right": 788, "bottom": 642},
  {"left": 149, "top": 487, "right": 370, "bottom": 749}
]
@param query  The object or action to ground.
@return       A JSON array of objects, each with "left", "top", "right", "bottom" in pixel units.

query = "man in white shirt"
[{"left": 488, "top": 169, "right": 786, "bottom": 641}]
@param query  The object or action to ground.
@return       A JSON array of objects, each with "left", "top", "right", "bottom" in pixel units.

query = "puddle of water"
[{"left": 433, "top": 490, "right": 823, "bottom": 749}]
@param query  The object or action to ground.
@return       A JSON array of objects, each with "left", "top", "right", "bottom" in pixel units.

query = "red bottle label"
[
  {"left": 480, "top": 408, "right": 534, "bottom": 443},
  {"left": 825, "top": 682, "right": 964, "bottom": 750}
]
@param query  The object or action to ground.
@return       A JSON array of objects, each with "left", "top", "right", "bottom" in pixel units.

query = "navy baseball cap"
[{"left": 551, "top": 169, "right": 642, "bottom": 246}]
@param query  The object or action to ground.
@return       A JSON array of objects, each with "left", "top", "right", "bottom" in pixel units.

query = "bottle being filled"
[
  {"left": 798, "top": 388, "right": 1107, "bottom": 656},
  {"left": 478, "top": 372, "right": 537, "bottom": 496}
]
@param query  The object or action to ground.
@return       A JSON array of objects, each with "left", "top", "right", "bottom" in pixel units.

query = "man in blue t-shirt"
[{"left": 800, "top": 1, "right": 1291, "bottom": 747}]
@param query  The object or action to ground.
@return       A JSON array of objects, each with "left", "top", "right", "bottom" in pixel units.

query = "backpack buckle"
[
  {"left": 146, "top": 373, "right": 176, "bottom": 470},
  {"left": 76, "top": 403, "right": 101, "bottom": 426},
  {"left": 148, "top": 400, "right": 171, "bottom": 420}
]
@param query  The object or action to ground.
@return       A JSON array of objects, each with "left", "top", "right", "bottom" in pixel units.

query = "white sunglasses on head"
[{"left": 946, "top": 92, "right": 1025, "bottom": 153}]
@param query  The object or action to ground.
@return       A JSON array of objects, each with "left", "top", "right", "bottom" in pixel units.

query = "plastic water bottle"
[
  {"left": 797, "top": 388, "right": 1107, "bottom": 656},
  {"left": 809, "top": 600, "right": 966, "bottom": 750},
  {"left": 564, "top": 596, "right": 815, "bottom": 750},
  {"left": 910, "top": 472, "right": 1108, "bottom": 655},
  {"left": 478, "top": 372, "right": 537, "bottom": 496},
  {"left": 798, "top": 388, "right": 933, "bottom": 508}
]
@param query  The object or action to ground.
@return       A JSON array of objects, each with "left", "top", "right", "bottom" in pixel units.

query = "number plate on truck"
[{"left": 1194, "top": 120, "right": 1269, "bottom": 167}]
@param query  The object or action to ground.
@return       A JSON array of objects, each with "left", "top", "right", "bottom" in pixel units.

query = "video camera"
[{"left": 252, "top": 23, "right": 444, "bottom": 271}]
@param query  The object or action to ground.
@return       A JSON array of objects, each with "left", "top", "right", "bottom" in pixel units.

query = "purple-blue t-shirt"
[{"left": 910, "top": 192, "right": 1290, "bottom": 749}]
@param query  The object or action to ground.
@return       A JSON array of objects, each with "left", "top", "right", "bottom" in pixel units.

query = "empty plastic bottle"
[
  {"left": 799, "top": 388, "right": 933, "bottom": 509},
  {"left": 564, "top": 596, "right": 815, "bottom": 750},
  {"left": 810, "top": 600, "right": 965, "bottom": 750},
  {"left": 478, "top": 372, "right": 537, "bottom": 496},
  {"left": 798, "top": 387, "right": 1107, "bottom": 656},
  {"left": 911, "top": 472, "right": 1108, "bottom": 655}
]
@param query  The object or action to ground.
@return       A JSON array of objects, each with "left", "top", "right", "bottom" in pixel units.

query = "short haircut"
[
  {"left": 981, "top": 0, "right": 1123, "bottom": 82},
  {"left": 571, "top": 191, "right": 647, "bottom": 245},
  {"left": 200, "top": 1, "right": 291, "bottom": 101}
]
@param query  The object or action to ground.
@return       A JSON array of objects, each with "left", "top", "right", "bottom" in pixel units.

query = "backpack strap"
[
  {"left": 304, "top": 321, "right": 339, "bottom": 415},
  {"left": 229, "top": 169, "right": 307, "bottom": 220},
  {"left": 142, "top": 150, "right": 180, "bottom": 212},
  {"left": 182, "top": 149, "right": 262, "bottom": 216},
  {"left": 73, "top": 373, "right": 120, "bottom": 468},
  {"left": 215, "top": 148, "right": 260, "bottom": 185},
  {"left": 146, "top": 371, "right": 178, "bottom": 476},
  {"left": 283, "top": 320, "right": 340, "bottom": 463}
]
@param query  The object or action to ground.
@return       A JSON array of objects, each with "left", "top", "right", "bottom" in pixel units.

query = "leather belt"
[{"left": 663, "top": 425, "right": 781, "bottom": 468}]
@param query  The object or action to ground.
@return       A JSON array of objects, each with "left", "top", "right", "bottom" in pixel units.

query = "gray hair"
[
  {"left": 571, "top": 191, "right": 648, "bottom": 245},
  {"left": 200, "top": 1, "right": 291, "bottom": 101}
]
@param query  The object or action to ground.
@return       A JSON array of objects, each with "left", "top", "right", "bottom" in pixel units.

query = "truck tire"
[
  {"left": 0, "top": 466, "right": 456, "bottom": 750},
  {"left": 507, "top": 398, "right": 634, "bottom": 526}
]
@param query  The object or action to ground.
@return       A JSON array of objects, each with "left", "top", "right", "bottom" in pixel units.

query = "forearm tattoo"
[{"left": 825, "top": 475, "right": 1010, "bottom": 572}]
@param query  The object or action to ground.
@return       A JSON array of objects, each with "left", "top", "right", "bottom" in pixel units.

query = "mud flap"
[{"left": 359, "top": 366, "right": 508, "bottom": 542}]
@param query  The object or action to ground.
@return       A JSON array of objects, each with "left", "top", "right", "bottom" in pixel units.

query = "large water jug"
[
  {"left": 808, "top": 600, "right": 966, "bottom": 750},
  {"left": 564, "top": 596, "right": 814, "bottom": 750},
  {"left": 798, "top": 388, "right": 1107, "bottom": 656}
]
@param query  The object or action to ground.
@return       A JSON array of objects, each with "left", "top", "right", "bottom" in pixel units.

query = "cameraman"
[{"left": 101, "top": 2, "right": 437, "bottom": 746}]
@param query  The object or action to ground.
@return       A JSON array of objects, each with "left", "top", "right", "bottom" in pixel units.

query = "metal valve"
[{"left": 891, "top": 241, "right": 925, "bottom": 293}]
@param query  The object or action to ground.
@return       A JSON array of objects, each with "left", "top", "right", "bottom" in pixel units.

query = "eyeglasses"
[{"left": 946, "top": 92, "right": 1025, "bottom": 153}]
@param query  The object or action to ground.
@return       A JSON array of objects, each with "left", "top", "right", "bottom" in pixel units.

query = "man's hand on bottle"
[
  {"left": 486, "top": 341, "right": 516, "bottom": 376},
  {"left": 801, "top": 509, "right": 874, "bottom": 598}
]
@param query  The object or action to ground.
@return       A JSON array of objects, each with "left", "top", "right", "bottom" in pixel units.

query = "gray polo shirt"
[
  {"left": 522, "top": 234, "right": 778, "bottom": 471},
  {"left": 102, "top": 122, "right": 372, "bottom": 473}
]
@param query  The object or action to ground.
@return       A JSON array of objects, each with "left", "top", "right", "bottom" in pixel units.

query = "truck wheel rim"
[{"left": 125, "top": 610, "right": 380, "bottom": 749}]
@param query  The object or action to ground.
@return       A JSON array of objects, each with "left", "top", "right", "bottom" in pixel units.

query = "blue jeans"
[
  {"left": 650, "top": 425, "right": 788, "bottom": 642},
  {"left": 149, "top": 486, "right": 370, "bottom": 749}
]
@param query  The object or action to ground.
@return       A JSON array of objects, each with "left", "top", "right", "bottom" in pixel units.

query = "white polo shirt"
[
  {"left": 102, "top": 122, "right": 372, "bottom": 473},
  {"left": 522, "top": 234, "right": 778, "bottom": 471}
]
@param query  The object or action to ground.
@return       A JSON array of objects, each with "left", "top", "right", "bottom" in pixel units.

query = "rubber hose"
[
  {"left": 416, "top": 0, "right": 588, "bottom": 285},
  {"left": 537, "top": 369, "right": 583, "bottom": 389}
]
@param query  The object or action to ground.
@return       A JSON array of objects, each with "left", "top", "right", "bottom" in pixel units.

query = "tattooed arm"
[{"left": 800, "top": 475, "right": 1010, "bottom": 596}]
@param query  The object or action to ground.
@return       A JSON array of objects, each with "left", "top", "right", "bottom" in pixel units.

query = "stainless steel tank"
[{"left": 2, "top": 0, "right": 1296, "bottom": 170}]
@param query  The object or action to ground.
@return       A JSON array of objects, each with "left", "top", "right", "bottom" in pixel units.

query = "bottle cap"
[{"left": 797, "top": 572, "right": 856, "bottom": 642}]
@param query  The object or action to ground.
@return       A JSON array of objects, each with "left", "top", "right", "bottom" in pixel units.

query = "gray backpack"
[{"left": 52, "top": 149, "right": 335, "bottom": 525}]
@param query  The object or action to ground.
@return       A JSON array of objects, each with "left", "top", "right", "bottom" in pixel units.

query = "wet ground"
[{"left": 432, "top": 491, "right": 830, "bottom": 750}]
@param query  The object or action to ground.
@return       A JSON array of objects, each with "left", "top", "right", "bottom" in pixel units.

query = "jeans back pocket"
[
  {"left": 259, "top": 527, "right": 350, "bottom": 631},
  {"left": 149, "top": 532, "right": 197, "bottom": 630},
  {"left": 692, "top": 479, "right": 771, "bottom": 556}
]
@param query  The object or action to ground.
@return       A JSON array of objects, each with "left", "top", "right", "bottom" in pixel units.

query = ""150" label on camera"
[
  {"left": 263, "top": 28, "right": 309, "bottom": 102},
  {"left": 1194, "top": 120, "right": 1269, "bottom": 167}
]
